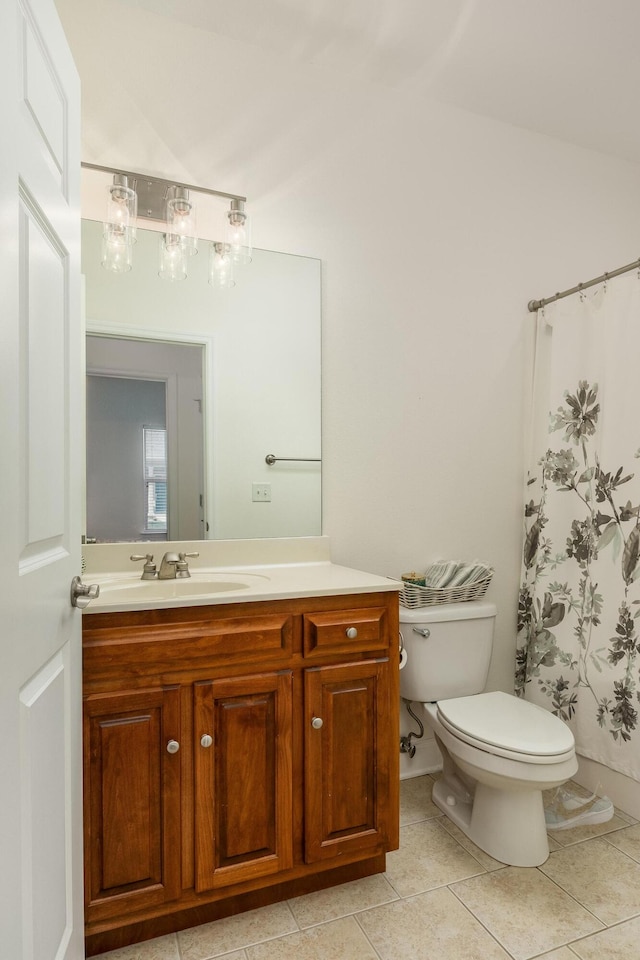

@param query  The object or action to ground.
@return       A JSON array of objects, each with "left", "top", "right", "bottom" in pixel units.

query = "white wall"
[
  {"left": 247, "top": 97, "right": 640, "bottom": 704},
  {"left": 78, "top": 77, "right": 640, "bottom": 761}
]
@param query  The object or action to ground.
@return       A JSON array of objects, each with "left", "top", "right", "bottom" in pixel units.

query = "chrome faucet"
[
  {"left": 158, "top": 552, "right": 181, "bottom": 579},
  {"left": 158, "top": 550, "right": 200, "bottom": 579},
  {"left": 131, "top": 550, "right": 199, "bottom": 579}
]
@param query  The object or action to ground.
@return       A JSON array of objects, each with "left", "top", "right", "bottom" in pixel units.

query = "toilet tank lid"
[{"left": 399, "top": 600, "right": 497, "bottom": 624}]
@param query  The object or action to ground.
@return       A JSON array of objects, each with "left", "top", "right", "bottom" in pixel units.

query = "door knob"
[
  {"left": 200, "top": 734, "right": 213, "bottom": 748},
  {"left": 166, "top": 740, "right": 180, "bottom": 754},
  {"left": 311, "top": 716, "right": 323, "bottom": 730},
  {"left": 70, "top": 575, "right": 100, "bottom": 609}
]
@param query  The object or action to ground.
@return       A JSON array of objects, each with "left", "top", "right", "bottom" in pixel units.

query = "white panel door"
[{"left": 0, "top": 0, "right": 83, "bottom": 958}]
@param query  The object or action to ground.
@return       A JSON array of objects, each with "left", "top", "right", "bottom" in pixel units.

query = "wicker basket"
[{"left": 399, "top": 570, "right": 493, "bottom": 608}]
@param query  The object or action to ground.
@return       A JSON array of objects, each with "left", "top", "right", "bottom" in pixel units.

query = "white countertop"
[{"left": 82, "top": 539, "right": 400, "bottom": 614}]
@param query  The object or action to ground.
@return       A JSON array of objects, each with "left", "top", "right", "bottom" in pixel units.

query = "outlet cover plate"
[{"left": 252, "top": 483, "right": 271, "bottom": 502}]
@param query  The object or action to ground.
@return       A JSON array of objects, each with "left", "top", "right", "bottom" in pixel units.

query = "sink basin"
[{"left": 96, "top": 571, "right": 270, "bottom": 604}]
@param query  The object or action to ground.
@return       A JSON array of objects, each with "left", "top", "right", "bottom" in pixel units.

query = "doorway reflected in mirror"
[{"left": 86, "top": 336, "right": 204, "bottom": 542}]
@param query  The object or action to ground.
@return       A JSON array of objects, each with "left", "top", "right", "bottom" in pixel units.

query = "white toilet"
[{"left": 399, "top": 601, "right": 577, "bottom": 866}]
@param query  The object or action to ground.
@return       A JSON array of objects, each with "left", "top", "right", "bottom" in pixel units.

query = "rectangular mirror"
[{"left": 82, "top": 219, "right": 322, "bottom": 542}]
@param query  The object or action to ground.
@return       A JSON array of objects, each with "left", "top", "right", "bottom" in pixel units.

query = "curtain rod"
[{"left": 528, "top": 256, "right": 640, "bottom": 312}]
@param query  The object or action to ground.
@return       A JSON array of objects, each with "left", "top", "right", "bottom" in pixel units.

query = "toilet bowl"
[
  {"left": 399, "top": 602, "right": 577, "bottom": 866},
  {"left": 424, "top": 692, "right": 577, "bottom": 866}
]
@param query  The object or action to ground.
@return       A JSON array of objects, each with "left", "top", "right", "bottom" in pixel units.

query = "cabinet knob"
[
  {"left": 311, "top": 716, "right": 323, "bottom": 730},
  {"left": 166, "top": 739, "right": 180, "bottom": 754},
  {"left": 200, "top": 734, "right": 213, "bottom": 748},
  {"left": 346, "top": 627, "right": 358, "bottom": 639}
]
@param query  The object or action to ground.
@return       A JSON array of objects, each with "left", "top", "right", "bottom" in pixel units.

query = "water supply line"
[{"left": 399, "top": 699, "right": 424, "bottom": 758}]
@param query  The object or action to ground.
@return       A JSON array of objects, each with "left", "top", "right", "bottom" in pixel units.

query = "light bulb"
[
  {"left": 158, "top": 233, "right": 187, "bottom": 281},
  {"left": 104, "top": 174, "right": 137, "bottom": 242},
  {"left": 101, "top": 224, "right": 133, "bottom": 273},
  {"left": 225, "top": 199, "right": 252, "bottom": 265},
  {"left": 208, "top": 242, "right": 235, "bottom": 289},
  {"left": 166, "top": 187, "right": 197, "bottom": 256}
]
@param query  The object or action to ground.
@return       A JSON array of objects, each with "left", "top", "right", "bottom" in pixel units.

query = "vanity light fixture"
[
  {"left": 208, "top": 242, "right": 235, "bottom": 289},
  {"left": 226, "top": 198, "right": 252, "bottom": 265},
  {"left": 83, "top": 162, "right": 250, "bottom": 285}
]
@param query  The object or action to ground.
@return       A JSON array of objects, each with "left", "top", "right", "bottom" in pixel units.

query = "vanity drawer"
[
  {"left": 83, "top": 609, "right": 294, "bottom": 682},
  {"left": 303, "top": 606, "right": 390, "bottom": 659}
]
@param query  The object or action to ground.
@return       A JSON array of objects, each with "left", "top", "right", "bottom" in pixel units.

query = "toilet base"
[{"left": 432, "top": 776, "right": 550, "bottom": 867}]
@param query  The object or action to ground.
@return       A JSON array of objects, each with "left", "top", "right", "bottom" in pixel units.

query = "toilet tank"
[{"left": 399, "top": 600, "right": 497, "bottom": 702}]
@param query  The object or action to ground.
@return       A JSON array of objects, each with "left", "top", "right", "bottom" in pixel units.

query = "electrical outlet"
[{"left": 252, "top": 483, "right": 271, "bottom": 502}]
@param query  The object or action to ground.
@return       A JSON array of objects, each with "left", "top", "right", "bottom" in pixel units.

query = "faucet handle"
[
  {"left": 130, "top": 553, "right": 157, "bottom": 580},
  {"left": 175, "top": 551, "right": 199, "bottom": 579}
]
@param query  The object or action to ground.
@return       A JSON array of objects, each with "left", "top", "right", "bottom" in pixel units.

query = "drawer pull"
[
  {"left": 200, "top": 734, "right": 213, "bottom": 748},
  {"left": 311, "top": 716, "right": 324, "bottom": 730},
  {"left": 166, "top": 739, "right": 180, "bottom": 754},
  {"left": 346, "top": 627, "right": 358, "bottom": 639}
]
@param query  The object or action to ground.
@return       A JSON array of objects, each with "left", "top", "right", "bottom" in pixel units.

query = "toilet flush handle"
[{"left": 412, "top": 627, "right": 430, "bottom": 638}]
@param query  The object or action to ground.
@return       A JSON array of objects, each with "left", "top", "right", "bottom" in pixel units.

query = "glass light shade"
[
  {"left": 101, "top": 224, "right": 133, "bottom": 273},
  {"left": 158, "top": 233, "right": 187, "bottom": 281},
  {"left": 166, "top": 187, "right": 198, "bottom": 257},
  {"left": 208, "top": 242, "right": 235, "bottom": 289},
  {"left": 105, "top": 174, "right": 137, "bottom": 242},
  {"left": 225, "top": 199, "right": 252, "bottom": 265}
]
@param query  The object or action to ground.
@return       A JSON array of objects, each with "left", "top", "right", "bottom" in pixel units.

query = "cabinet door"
[
  {"left": 194, "top": 671, "right": 293, "bottom": 892},
  {"left": 305, "top": 659, "right": 392, "bottom": 863},
  {"left": 83, "top": 686, "right": 181, "bottom": 923}
]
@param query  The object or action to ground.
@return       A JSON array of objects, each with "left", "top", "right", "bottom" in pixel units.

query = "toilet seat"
[{"left": 437, "top": 691, "right": 575, "bottom": 764}]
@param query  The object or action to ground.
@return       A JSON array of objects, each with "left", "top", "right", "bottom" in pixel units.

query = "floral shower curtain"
[{"left": 516, "top": 270, "right": 640, "bottom": 782}]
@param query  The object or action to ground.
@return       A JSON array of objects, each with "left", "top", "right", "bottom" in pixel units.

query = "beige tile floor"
[{"left": 93, "top": 776, "right": 640, "bottom": 960}]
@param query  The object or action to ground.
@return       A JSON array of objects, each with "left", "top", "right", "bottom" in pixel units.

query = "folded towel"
[
  {"left": 424, "top": 560, "right": 459, "bottom": 588},
  {"left": 423, "top": 560, "right": 492, "bottom": 589},
  {"left": 450, "top": 562, "right": 491, "bottom": 586}
]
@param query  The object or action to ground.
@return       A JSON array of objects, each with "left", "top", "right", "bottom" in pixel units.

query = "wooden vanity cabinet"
[{"left": 82, "top": 591, "right": 399, "bottom": 955}]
